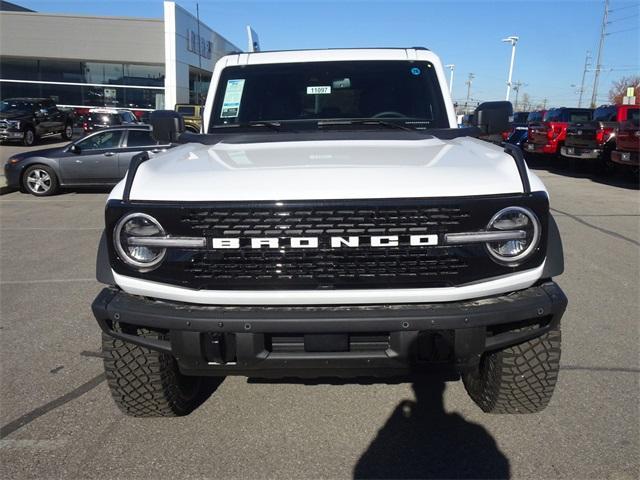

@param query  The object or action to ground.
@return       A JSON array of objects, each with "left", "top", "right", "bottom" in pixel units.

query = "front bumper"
[
  {"left": 0, "top": 129, "right": 24, "bottom": 141},
  {"left": 560, "top": 146, "right": 601, "bottom": 160},
  {"left": 3, "top": 161, "right": 23, "bottom": 188},
  {"left": 92, "top": 282, "right": 567, "bottom": 378},
  {"left": 611, "top": 150, "right": 639, "bottom": 166}
]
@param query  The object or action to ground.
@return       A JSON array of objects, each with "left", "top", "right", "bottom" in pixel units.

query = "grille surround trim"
[{"left": 106, "top": 193, "right": 549, "bottom": 291}]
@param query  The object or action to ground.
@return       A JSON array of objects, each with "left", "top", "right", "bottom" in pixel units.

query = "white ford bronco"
[{"left": 92, "top": 48, "right": 567, "bottom": 417}]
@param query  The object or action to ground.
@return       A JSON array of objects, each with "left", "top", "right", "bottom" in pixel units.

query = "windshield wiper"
[
  {"left": 317, "top": 119, "right": 417, "bottom": 132},
  {"left": 212, "top": 121, "right": 282, "bottom": 132}
]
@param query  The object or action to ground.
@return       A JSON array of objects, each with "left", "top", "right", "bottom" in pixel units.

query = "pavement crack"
[
  {"left": 561, "top": 365, "right": 640, "bottom": 374},
  {"left": 551, "top": 207, "right": 640, "bottom": 247},
  {"left": 0, "top": 373, "right": 105, "bottom": 438}
]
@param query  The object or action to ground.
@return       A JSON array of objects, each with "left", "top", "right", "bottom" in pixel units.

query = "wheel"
[
  {"left": 22, "top": 165, "right": 59, "bottom": 196},
  {"left": 22, "top": 127, "right": 36, "bottom": 146},
  {"left": 102, "top": 327, "right": 221, "bottom": 417},
  {"left": 62, "top": 123, "right": 74, "bottom": 140},
  {"left": 463, "top": 327, "right": 561, "bottom": 414}
]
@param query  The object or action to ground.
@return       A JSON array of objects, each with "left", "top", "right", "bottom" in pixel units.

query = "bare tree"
[
  {"left": 608, "top": 75, "right": 640, "bottom": 105},
  {"left": 520, "top": 93, "right": 531, "bottom": 111}
]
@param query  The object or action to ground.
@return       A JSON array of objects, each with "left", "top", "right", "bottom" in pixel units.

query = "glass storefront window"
[
  {"left": 0, "top": 57, "right": 164, "bottom": 88},
  {"left": 84, "top": 62, "right": 124, "bottom": 85},
  {"left": 0, "top": 81, "right": 164, "bottom": 109},
  {"left": 39, "top": 59, "right": 83, "bottom": 82},
  {"left": 0, "top": 58, "right": 39, "bottom": 81},
  {"left": 123, "top": 64, "right": 164, "bottom": 87}
]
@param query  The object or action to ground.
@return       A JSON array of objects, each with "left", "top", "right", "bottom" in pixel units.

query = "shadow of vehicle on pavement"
[
  {"left": 353, "top": 376, "right": 510, "bottom": 480},
  {"left": 525, "top": 154, "right": 639, "bottom": 191}
]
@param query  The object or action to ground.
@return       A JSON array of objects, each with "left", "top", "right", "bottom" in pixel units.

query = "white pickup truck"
[{"left": 92, "top": 48, "right": 567, "bottom": 417}]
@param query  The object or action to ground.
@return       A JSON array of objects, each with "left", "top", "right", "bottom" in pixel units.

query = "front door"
[{"left": 59, "top": 130, "right": 124, "bottom": 184}]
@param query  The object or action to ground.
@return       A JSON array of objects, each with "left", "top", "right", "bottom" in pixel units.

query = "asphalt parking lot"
[{"left": 0, "top": 145, "right": 638, "bottom": 479}]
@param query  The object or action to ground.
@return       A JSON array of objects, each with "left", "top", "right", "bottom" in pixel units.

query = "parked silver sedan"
[{"left": 4, "top": 125, "right": 172, "bottom": 196}]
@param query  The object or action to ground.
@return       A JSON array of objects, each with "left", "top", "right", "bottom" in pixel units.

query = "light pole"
[
  {"left": 445, "top": 64, "right": 455, "bottom": 96},
  {"left": 502, "top": 36, "right": 519, "bottom": 101}
]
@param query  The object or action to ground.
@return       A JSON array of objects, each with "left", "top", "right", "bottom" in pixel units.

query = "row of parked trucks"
[{"left": 504, "top": 104, "right": 639, "bottom": 173}]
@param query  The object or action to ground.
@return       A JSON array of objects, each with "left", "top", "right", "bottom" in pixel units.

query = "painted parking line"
[{"left": 0, "top": 278, "right": 96, "bottom": 285}]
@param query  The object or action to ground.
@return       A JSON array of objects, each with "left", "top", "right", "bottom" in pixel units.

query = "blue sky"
[{"left": 17, "top": 0, "right": 640, "bottom": 108}]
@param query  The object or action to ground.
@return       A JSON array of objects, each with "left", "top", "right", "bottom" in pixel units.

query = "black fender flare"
[
  {"left": 542, "top": 213, "right": 564, "bottom": 278},
  {"left": 96, "top": 230, "right": 115, "bottom": 285}
]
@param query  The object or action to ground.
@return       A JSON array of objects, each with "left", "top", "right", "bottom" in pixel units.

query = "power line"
[
  {"left": 607, "top": 26, "right": 639, "bottom": 35},
  {"left": 607, "top": 13, "right": 639, "bottom": 23},
  {"left": 609, "top": 4, "right": 639, "bottom": 13}
]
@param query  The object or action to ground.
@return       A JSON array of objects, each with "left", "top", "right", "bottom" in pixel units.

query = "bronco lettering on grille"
[{"left": 210, "top": 235, "right": 438, "bottom": 249}]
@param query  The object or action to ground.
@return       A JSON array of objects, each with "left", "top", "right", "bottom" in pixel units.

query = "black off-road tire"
[
  {"left": 62, "top": 122, "right": 74, "bottom": 140},
  {"left": 23, "top": 126, "right": 36, "bottom": 146},
  {"left": 102, "top": 328, "right": 221, "bottom": 417},
  {"left": 463, "top": 327, "right": 561, "bottom": 414}
]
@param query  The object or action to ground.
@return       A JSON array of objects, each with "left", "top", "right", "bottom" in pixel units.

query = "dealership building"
[{"left": 0, "top": 1, "right": 240, "bottom": 111}]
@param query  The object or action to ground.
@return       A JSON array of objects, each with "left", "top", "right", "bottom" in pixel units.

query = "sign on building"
[{"left": 187, "top": 30, "right": 213, "bottom": 59}]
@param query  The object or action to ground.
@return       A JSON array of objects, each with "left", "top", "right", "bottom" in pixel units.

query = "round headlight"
[
  {"left": 114, "top": 213, "right": 166, "bottom": 270},
  {"left": 486, "top": 207, "right": 541, "bottom": 265}
]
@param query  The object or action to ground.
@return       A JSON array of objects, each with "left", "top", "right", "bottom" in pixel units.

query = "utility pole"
[
  {"left": 502, "top": 36, "right": 519, "bottom": 101},
  {"left": 465, "top": 73, "right": 475, "bottom": 114},
  {"left": 577, "top": 51, "right": 591, "bottom": 107},
  {"left": 543, "top": 98, "right": 548, "bottom": 109},
  {"left": 591, "top": 0, "right": 609, "bottom": 108},
  {"left": 445, "top": 64, "right": 455, "bottom": 96},
  {"left": 512, "top": 81, "right": 528, "bottom": 110}
]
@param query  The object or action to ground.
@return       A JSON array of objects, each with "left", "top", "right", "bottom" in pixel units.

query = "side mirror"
[
  {"left": 69, "top": 144, "right": 81, "bottom": 154},
  {"left": 149, "top": 110, "right": 185, "bottom": 144},
  {"left": 472, "top": 101, "right": 513, "bottom": 135}
]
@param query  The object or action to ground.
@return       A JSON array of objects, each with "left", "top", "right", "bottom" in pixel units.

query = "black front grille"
[
  {"left": 106, "top": 194, "right": 548, "bottom": 290},
  {"left": 179, "top": 205, "right": 469, "bottom": 237}
]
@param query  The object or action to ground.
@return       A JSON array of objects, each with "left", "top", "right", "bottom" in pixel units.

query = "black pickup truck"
[
  {"left": 561, "top": 104, "right": 639, "bottom": 171},
  {"left": 0, "top": 97, "right": 75, "bottom": 146}
]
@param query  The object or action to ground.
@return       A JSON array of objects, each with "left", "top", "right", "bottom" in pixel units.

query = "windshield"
[
  {"left": 527, "top": 111, "right": 543, "bottom": 122},
  {"left": 0, "top": 100, "right": 35, "bottom": 113},
  {"left": 593, "top": 106, "right": 617, "bottom": 122},
  {"left": 513, "top": 112, "right": 529, "bottom": 123},
  {"left": 176, "top": 106, "right": 196, "bottom": 116},
  {"left": 209, "top": 60, "right": 449, "bottom": 131},
  {"left": 544, "top": 108, "right": 592, "bottom": 123}
]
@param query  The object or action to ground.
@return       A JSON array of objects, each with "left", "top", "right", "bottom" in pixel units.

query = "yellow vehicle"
[{"left": 174, "top": 104, "right": 202, "bottom": 133}]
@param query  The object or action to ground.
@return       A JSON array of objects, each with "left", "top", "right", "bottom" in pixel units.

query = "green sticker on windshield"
[{"left": 220, "top": 79, "right": 245, "bottom": 118}]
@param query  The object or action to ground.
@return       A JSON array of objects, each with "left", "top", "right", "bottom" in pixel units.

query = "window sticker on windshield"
[
  {"left": 410, "top": 67, "right": 421, "bottom": 76},
  {"left": 220, "top": 79, "right": 246, "bottom": 118},
  {"left": 306, "top": 86, "right": 331, "bottom": 95}
]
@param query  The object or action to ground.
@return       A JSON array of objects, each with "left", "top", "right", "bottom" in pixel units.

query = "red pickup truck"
[
  {"left": 525, "top": 107, "right": 593, "bottom": 156},
  {"left": 560, "top": 105, "right": 639, "bottom": 169},
  {"left": 611, "top": 118, "right": 640, "bottom": 169}
]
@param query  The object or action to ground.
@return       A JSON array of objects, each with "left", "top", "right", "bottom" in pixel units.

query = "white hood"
[{"left": 118, "top": 136, "right": 542, "bottom": 202}]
